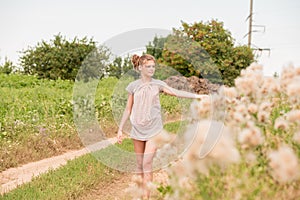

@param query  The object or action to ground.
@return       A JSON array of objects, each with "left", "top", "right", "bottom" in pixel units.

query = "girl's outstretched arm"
[
  {"left": 117, "top": 93, "right": 133, "bottom": 144},
  {"left": 162, "top": 85, "right": 208, "bottom": 99}
]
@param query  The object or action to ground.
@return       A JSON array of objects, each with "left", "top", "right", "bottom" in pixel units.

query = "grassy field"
[
  {"left": 0, "top": 74, "right": 186, "bottom": 172},
  {"left": 0, "top": 74, "right": 80, "bottom": 171}
]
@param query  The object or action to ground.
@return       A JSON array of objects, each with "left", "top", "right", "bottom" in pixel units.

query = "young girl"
[{"left": 117, "top": 54, "right": 204, "bottom": 199}]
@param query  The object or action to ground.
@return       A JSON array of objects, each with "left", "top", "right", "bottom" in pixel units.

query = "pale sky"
[{"left": 0, "top": 0, "right": 299, "bottom": 76}]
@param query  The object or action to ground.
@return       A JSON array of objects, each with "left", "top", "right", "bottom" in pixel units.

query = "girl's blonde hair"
[{"left": 131, "top": 54, "right": 156, "bottom": 70}]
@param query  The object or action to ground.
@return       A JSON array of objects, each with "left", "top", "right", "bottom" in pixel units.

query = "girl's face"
[{"left": 140, "top": 60, "right": 155, "bottom": 77}]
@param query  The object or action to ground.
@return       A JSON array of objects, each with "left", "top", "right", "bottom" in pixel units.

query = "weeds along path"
[{"left": 0, "top": 138, "right": 117, "bottom": 194}]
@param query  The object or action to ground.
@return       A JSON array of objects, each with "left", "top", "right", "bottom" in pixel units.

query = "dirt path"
[
  {"left": 0, "top": 138, "right": 117, "bottom": 194},
  {"left": 79, "top": 170, "right": 169, "bottom": 200},
  {"left": 78, "top": 173, "right": 132, "bottom": 200}
]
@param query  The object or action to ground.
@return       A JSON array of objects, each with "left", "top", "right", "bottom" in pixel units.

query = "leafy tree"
[
  {"left": 109, "top": 56, "right": 122, "bottom": 78},
  {"left": 107, "top": 55, "right": 135, "bottom": 78},
  {"left": 146, "top": 20, "right": 255, "bottom": 86},
  {"left": 20, "top": 34, "right": 110, "bottom": 81},
  {"left": 146, "top": 36, "right": 167, "bottom": 60},
  {"left": 0, "top": 57, "right": 15, "bottom": 74}
]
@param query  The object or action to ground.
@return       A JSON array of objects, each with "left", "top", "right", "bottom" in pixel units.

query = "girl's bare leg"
[
  {"left": 143, "top": 139, "right": 157, "bottom": 199},
  {"left": 132, "top": 139, "right": 146, "bottom": 177}
]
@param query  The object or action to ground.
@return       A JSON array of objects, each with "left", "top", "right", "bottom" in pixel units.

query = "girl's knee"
[{"left": 143, "top": 157, "right": 154, "bottom": 172}]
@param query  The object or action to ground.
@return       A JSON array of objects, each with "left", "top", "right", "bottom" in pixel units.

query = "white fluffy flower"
[
  {"left": 287, "top": 77, "right": 300, "bottom": 104},
  {"left": 293, "top": 131, "right": 300, "bottom": 144},
  {"left": 183, "top": 120, "right": 240, "bottom": 175},
  {"left": 223, "top": 86, "right": 238, "bottom": 100},
  {"left": 238, "top": 126, "right": 264, "bottom": 148},
  {"left": 268, "top": 146, "right": 300, "bottom": 183},
  {"left": 189, "top": 97, "right": 212, "bottom": 120},
  {"left": 248, "top": 103, "right": 258, "bottom": 114},
  {"left": 257, "top": 110, "right": 270, "bottom": 123},
  {"left": 274, "top": 117, "right": 289, "bottom": 130},
  {"left": 287, "top": 110, "right": 300, "bottom": 123}
]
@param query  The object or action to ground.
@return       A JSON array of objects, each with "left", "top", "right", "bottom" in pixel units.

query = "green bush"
[{"left": 20, "top": 34, "right": 110, "bottom": 81}]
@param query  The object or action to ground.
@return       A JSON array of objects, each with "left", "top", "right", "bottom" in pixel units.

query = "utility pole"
[
  {"left": 248, "top": 0, "right": 253, "bottom": 47},
  {"left": 245, "top": 0, "right": 270, "bottom": 56}
]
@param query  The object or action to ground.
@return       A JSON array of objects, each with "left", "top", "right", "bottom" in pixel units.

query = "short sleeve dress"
[{"left": 126, "top": 78, "right": 167, "bottom": 141}]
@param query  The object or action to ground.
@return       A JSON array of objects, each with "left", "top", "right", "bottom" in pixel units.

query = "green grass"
[
  {"left": 164, "top": 120, "right": 189, "bottom": 134},
  {"left": 0, "top": 139, "right": 134, "bottom": 200},
  {"left": 0, "top": 74, "right": 184, "bottom": 171}
]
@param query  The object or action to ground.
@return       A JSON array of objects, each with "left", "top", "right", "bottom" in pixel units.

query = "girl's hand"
[
  {"left": 117, "top": 130, "right": 123, "bottom": 144},
  {"left": 195, "top": 94, "right": 208, "bottom": 100}
]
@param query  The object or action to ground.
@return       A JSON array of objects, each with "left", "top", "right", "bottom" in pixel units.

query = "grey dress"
[{"left": 126, "top": 78, "right": 167, "bottom": 141}]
